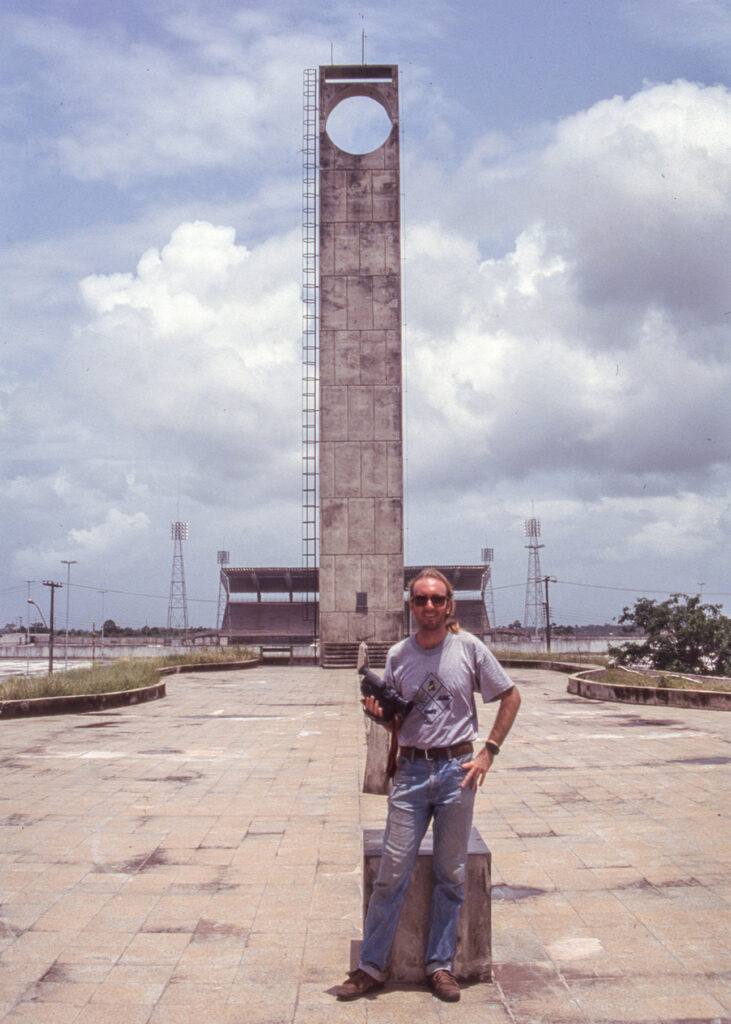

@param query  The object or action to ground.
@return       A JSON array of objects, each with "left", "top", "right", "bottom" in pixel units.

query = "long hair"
[{"left": 408, "top": 567, "right": 454, "bottom": 603}]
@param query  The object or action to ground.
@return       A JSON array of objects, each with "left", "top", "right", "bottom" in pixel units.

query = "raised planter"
[
  {"left": 0, "top": 682, "right": 167, "bottom": 719},
  {"left": 568, "top": 668, "right": 731, "bottom": 711},
  {"left": 0, "top": 657, "right": 261, "bottom": 719}
]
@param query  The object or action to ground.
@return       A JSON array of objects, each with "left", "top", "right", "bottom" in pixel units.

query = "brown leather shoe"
[
  {"left": 429, "top": 968, "right": 460, "bottom": 1002},
  {"left": 336, "top": 968, "right": 384, "bottom": 1001}
]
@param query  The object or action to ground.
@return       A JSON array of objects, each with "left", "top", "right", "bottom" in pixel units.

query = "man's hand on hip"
[{"left": 460, "top": 746, "right": 494, "bottom": 789}]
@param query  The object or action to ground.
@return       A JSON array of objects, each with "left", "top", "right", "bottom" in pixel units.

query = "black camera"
[{"left": 358, "top": 665, "right": 413, "bottom": 723}]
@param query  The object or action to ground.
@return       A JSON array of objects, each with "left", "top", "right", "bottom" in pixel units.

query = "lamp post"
[
  {"left": 25, "top": 581, "right": 32, "bottom": 676},
  {"left": 28, "top": 597, "right": 47, "bottom": 674},
  {"left": 61, "top": 560, "right": 77, "bottom": 672},
  {"left": 28, "top": 599, "right": 47, "bottom": 629}
]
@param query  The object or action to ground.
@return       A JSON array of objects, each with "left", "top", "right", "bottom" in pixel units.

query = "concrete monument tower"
[{"left": 318, "top": 64, "right": 404, "bottom": 660}]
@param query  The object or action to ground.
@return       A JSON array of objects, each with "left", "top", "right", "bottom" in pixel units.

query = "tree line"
[{"left": 3, "top": 621, "right": 208, "bottom": 638}]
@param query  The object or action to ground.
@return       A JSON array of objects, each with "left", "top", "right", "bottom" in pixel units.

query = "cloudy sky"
[{"left": 1, "top": 0, "right": 729, "bottom": 632}]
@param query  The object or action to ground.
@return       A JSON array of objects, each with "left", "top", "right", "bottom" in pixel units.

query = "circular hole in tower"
[{"left": 325, "top": 96, "right": 393, "bottom": 154}]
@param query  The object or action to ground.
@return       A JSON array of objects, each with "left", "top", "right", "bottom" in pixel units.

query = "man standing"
[{"left": 336, "top": 568, "right": 521, "bottom": 1003}]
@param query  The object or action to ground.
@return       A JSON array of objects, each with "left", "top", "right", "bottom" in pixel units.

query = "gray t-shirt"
[{"left": 384, "top": 631, "right": 514, "bottom": 748}]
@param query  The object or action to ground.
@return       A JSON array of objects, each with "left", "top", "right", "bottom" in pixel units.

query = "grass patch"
[
  {"left": 151, "top": 646, "right": 257, "bottom": 667},
  {"left": 598, "top": 666, "right": 731, "bottom": 693},
  {"left": 0, "top": 647, "right": 257, "bottom": 702}
]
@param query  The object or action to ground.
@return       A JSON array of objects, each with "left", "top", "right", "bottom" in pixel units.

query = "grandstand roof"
[
  {"left": 222, "top": 564, "right": 486, "bottom": 595},
  {"left": 223, "top": 567, "right": 316, "bottom": 595}
]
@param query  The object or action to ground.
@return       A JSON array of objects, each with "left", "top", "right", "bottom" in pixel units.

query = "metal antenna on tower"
[
  {"left": 480, "top": 545, "right": 496, "bottom": 632},
  {"left": 523, "top": 518, "right": 546, "bottom": 638},
  {"left": 216, "top": 549, "right": 230, "bottom": 632},
  {"left": 167, "top": 521, "right": 189, "bottom": 632}
]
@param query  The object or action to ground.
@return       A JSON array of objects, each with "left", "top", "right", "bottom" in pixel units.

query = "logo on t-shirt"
[{"left": 413, "top": 672, "right": 453, "bottom": 723}]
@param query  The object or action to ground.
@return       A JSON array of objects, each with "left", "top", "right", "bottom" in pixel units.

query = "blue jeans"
[{"left": 359, "top": 751, "right": 476, "bottom": 980}]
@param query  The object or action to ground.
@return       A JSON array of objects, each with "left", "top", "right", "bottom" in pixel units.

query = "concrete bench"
[{"left": 362, "top": 826, "right": 492, "bottom": 983}]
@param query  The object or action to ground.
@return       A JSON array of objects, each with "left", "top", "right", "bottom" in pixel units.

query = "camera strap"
[{"left": 387, "top": 720, "right": 400, "bottom": 778}]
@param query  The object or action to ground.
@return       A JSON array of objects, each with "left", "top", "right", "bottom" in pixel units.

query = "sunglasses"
[{"left": 412, "top": 594, "right": 448, "bottom": 607}]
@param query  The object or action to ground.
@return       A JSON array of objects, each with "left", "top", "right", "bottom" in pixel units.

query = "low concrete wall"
[
  {"left": 157, "top": 658, "right": 260, "bottom": 676},
  {"left": 568, "top": 669, "right": 731, "bottom": 711},
  {"left": 492, "top": 638, "right": 614, "bottom": 655},
  {"left": 501, "top": 658, "right": 593, "bottom": 674},
  {"left": 0, "top": 682, "right": 167, "bottom": 719}
]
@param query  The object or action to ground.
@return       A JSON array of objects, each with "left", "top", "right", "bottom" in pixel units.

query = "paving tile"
[
  {"left": 154, "top": 977, "right": 232, "bottom": 1005},
  {"left": 1, "top": 1004, "right": 84, "bottom": 1023},
  {"left": 0, "top": 963, "right": 46, "bottom": 1004},
  {"left": 148, "top": 1000, "right": 229, "bottom": 1023},
  {"left": 118, "top": 931, "right": 191, "bottom": 966},
  {"left": 18, "top": 978, "right": 96, "bottom": 1007},
  {"left": 1, "top": 931, "right": 67, "bottom": 965},
  {"left": 87, "top": 963, "right": 172, "bottom": 1005},
  {"left": 57, "top": 931, "right": 132, "bottom": 966},
  {"left": 75, "top": 1006, "right": 151, "bottom": 1024},
  {"left": 567, "top": 973, "right": 726, "bottom": 1020}
]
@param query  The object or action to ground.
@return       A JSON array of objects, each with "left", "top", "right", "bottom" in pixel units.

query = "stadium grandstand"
[{"left": 219, "top": 564, "right": 489, "bottom": 663}]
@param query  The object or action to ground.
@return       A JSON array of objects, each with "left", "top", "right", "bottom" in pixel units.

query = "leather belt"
[{"left": 399, "top": 741, "right": 473, "bottom": 760}]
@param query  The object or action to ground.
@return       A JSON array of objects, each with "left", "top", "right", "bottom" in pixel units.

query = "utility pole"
[
  {"left": 543, "top": 576, "right": 556, "bottom": 653},
  {"left": 42, "top": 580, "right": 63, "bottom": 674},
  {"left": 100, "top": 591, "right": 107, "bottom": 662}
]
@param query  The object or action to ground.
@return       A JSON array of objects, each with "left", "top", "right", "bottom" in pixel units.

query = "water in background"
[{"left": 0, "top": 658, "right": 94, "bottom": 682}]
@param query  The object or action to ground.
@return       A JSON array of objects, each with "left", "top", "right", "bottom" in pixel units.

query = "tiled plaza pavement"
[{"left": 0, "top": 664, "right": 729, "bottom": 1024}]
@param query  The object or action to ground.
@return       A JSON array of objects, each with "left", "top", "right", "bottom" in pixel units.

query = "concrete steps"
[{"left": 321, "top": 641, "right": 392, "bottom": 669}]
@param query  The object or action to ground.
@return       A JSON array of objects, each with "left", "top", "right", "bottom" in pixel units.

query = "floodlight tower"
[
  {"left": 167, "top": 521, "right": 189, "bottom": 632},
  {"left": 523, "top": 518, "right": 546, "bottom": 638},
  {"left": 216, "top": 549, "right": 230, "bottom": 631},
  {"left": 480, "top": 546, "right": 496, "bottom": 630}
]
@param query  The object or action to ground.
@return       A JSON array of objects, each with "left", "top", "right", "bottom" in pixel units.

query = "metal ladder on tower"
[{"left": 301, "top": 68, "right": 319, "bottom": 635}]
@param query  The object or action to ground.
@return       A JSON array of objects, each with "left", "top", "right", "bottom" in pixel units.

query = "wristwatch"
[{"left": 485, "top": 740, "right": 500, "bottom": 756}]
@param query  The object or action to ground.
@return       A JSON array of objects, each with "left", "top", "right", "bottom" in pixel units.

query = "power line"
[
  {"left": 0, "top": 583, "right": 37, "bottom": 596},
  {"left": 50, "top": 578, "right": 731, "bottom": 603},
  {"left": 555, "top": 579, "right": 731, "bottom": 597},
  {"left": 3, "top": 576, "right": 727, "bottom": 616},
  {"left": 47, "top": 582, "right": 217, "bottom": 604}
]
